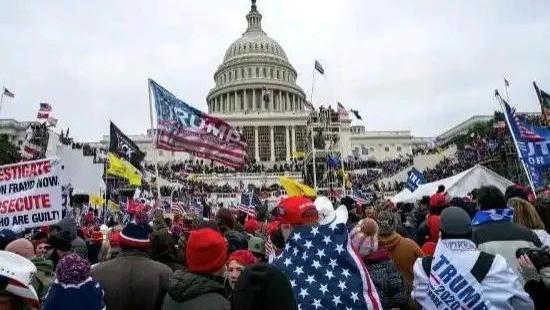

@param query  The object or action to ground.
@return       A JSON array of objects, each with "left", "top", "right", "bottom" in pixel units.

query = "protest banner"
[{"left": 0, "top": 158, "right": 63, "bottom": 229}]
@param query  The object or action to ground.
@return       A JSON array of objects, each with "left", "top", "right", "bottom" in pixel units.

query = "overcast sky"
[{"left": 1, "top": 0, "right": 549, "bottom": 141}]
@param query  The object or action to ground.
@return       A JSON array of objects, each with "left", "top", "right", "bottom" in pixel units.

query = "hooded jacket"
[
  {"left": 53, "top": 217, "right": 88, "bottom": 258},
  {"left": 412, "top": 239, "right": 534, "bottom": 309},
  {"left": 162, "top": 271, "right": 230, "bottom": 310}
]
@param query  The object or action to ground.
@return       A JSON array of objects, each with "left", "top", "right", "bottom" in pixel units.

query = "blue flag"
[
  {"left": 526, "top": 162, "right": 545, "bottom": 189},
  {"left": 502, "top": 99, "right": 550, "bottom": 168},
  {"left": 272, "top": 223, "right": 382, "bottom": 309},
  {"left": 406, "top": 168, "right": 425, "bottom": 192}
]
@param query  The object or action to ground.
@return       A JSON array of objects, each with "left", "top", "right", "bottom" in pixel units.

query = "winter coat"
[
  {"left": 162, "top": 271, "right": 230, "bottom": 310},
  {"left": 92, "top": 249, "right": 173, "bottom": 310},
  {"left": 412, "top": 239, "right": 534, "bottom": 309},
  {"left": 533, "top": 229, "right": 550, "bottom": 247},
  {"left": 377, "top": 232, "right": 424, "bottom": 286},
  {"left": 30, "top": 257, "right": 54, "bottom": 300},
  {"left": 365, "top": 249, "right": 409, "bottom": 309},
  {"left": 87, "top": 242, "right": 102, "bottom": 265},
  {"left": 472, "top": 221, "right": 542, "bottom": 284},
  {"left": 150, "top": 221, "right": 183, "bottom": 272}
]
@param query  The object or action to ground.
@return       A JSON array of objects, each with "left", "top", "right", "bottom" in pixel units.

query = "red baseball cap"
[{"left": 277, "top": 196, "right": 319, "bottom": 225}]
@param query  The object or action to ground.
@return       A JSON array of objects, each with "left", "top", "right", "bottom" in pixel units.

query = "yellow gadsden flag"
[
  {"left": 107, "top": 152, "right": 142, "bottom": 186},
  {"left": 90, "top": 195, "right": 105, "bottom": 206},
  {"left": 279, "top": 176, "right": 316, "bottom": 198}
]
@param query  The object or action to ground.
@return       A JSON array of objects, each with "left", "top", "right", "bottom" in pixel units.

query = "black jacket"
[{"left": 162, "top": 271, "right": 230, "bottom": 310}]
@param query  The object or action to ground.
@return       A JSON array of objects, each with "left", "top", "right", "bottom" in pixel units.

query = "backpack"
[{"left": 421, "top": 251, "right": 495, "bottom": 283}]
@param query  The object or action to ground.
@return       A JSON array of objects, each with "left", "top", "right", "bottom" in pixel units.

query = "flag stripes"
[{"left": 150, "top": 79, "right": 247, "bottom": 168}]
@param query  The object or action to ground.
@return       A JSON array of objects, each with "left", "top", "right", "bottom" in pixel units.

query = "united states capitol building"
[
  {"left": 204, "top": 1, "right": 431, "bottom": 164},
  {"left": 144, "top": 1, "right": 431, "bottom": 164}
]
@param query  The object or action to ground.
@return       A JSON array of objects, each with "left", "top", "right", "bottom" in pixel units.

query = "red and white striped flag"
[
  {"left": 150, "top": 79, "right": 248, "bottom": 169},
  {"left": 21, "top": 143, "right": 41, "bottom": 160}
]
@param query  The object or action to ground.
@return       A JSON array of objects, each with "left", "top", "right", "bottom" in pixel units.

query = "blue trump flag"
[
  {"left": 502, "top": 98, "right": 547, "bottom": 188},
  {"left": 502, "top": 98, "right": 550, "bottom": 167},
  {"left": 406, "top": 167, "right": 425, "bottom": 192}
]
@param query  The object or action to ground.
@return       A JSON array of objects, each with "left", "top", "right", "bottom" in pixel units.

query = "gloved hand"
[{"left": 518, "top": 254, "right": 540, "bottom": 283}]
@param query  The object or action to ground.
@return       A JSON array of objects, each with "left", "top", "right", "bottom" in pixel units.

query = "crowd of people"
[{"left": 2, "top": 181, "right": 550, "bottom": 309}]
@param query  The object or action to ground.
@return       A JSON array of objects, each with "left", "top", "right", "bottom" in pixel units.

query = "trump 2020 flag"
[
  {"left": 149, "top": 79, "right": 248, "bottom": 168},
  {"left": 272, "top": 223, "right": 382, "bottom": 310}
]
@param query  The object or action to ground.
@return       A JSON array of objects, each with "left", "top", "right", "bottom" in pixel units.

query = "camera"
[{"left": 516, "top": 246, "right": 550, "bottom": 270}]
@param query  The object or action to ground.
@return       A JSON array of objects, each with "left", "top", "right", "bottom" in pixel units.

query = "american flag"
[
  {"left": 239, "top": 189, "right": 260, "bottom": 217},
  {"left": 39, "top": 103, "right": 52, "bottom": 112},
  {"left": 21, "top": 143, "right": 41, "bottom": 160},
  {"left": 351, "top": 188, "right": 372, "bottom": 205},
  {"left": 265, "top": 236, "right": 276, "bottom": 262},
  {"left": 171, "top": 202, "right": 186, "bottom": 215},
  {"left": 314, "top": 60, "right": 325, "bottom": 75},
  {"left": 337, "top": 102, "right": 349, "bottom": 119},
  {"left": 272, "top": 223, "right": 382, "bottom": 310},
  {"left": 149, "top": 79, "right": 247, "bottom": 169}
]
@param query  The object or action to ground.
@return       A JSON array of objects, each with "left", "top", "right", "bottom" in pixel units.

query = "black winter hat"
[
  {"left": 231, "top": 263, "right": 297, "bottom": 310},
  {"left": 47, "top": 231, "right": 73, "bottom": 252}
]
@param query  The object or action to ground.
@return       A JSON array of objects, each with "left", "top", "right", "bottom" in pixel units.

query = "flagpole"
[
  {"left": 0, "top": 92, "right": 4, "bottom": 117},
  {"left": 504, "top": 79, "right": 510, "bottom": 102},
  {"left": 496, "top": 92, "right": 537, "bottom": 195},
  {"left": 0, "top": 86, "right": 5, "bottom": 117},
  {"left": 147, "top": 79, "right": 162, "bottom": 199},
  {"left": 310, "top": 67, "right": 316, "bottom": 106}
]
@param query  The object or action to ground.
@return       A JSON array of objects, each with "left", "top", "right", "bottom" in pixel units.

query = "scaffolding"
[{"left": 303, "top": 108, "right": 346, "bottom": 199}]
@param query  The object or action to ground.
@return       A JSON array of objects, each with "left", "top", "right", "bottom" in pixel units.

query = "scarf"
[{"left": 471, "top": 208, "right": 514, "bottom": 226}]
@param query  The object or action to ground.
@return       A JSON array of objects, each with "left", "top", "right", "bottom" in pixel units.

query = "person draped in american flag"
[{"left": 272, "top": 196, "right": 382, "bottom": 310}]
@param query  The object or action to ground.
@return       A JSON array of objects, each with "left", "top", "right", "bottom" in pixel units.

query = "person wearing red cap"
[
  {"left": 226, "top": 250, "right": 257, "bottom": 289},
  {"left": 162, "top": 228, "right": 230, "bottom": 310},
  {"left": 275, "top": 196, "right": 319, "bottom": 242},
  {"left": 243, "top": 219, "right": 260, "bottom": 235}
]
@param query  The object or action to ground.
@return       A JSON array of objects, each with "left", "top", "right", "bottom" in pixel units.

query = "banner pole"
[
  {"left": 147, "top": 79, "right": 162, "bottom": 199},
  {"left": 496, "top": 93, "right": 537, "bottom": 196},
  {"left": 0, "top": 91, "right": 4, "bottom": 117}
]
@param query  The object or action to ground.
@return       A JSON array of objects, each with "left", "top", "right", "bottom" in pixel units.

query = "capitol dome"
[
  {"left": 223, "top": 27, "right": 288, "bottom": 63},
  {"left": 207, "top": 0, "right": 307, "bottom": 115}
]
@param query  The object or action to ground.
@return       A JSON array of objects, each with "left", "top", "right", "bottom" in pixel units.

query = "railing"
[{"left": 192, "top": 171, "right": 302, "bottom": 179}]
